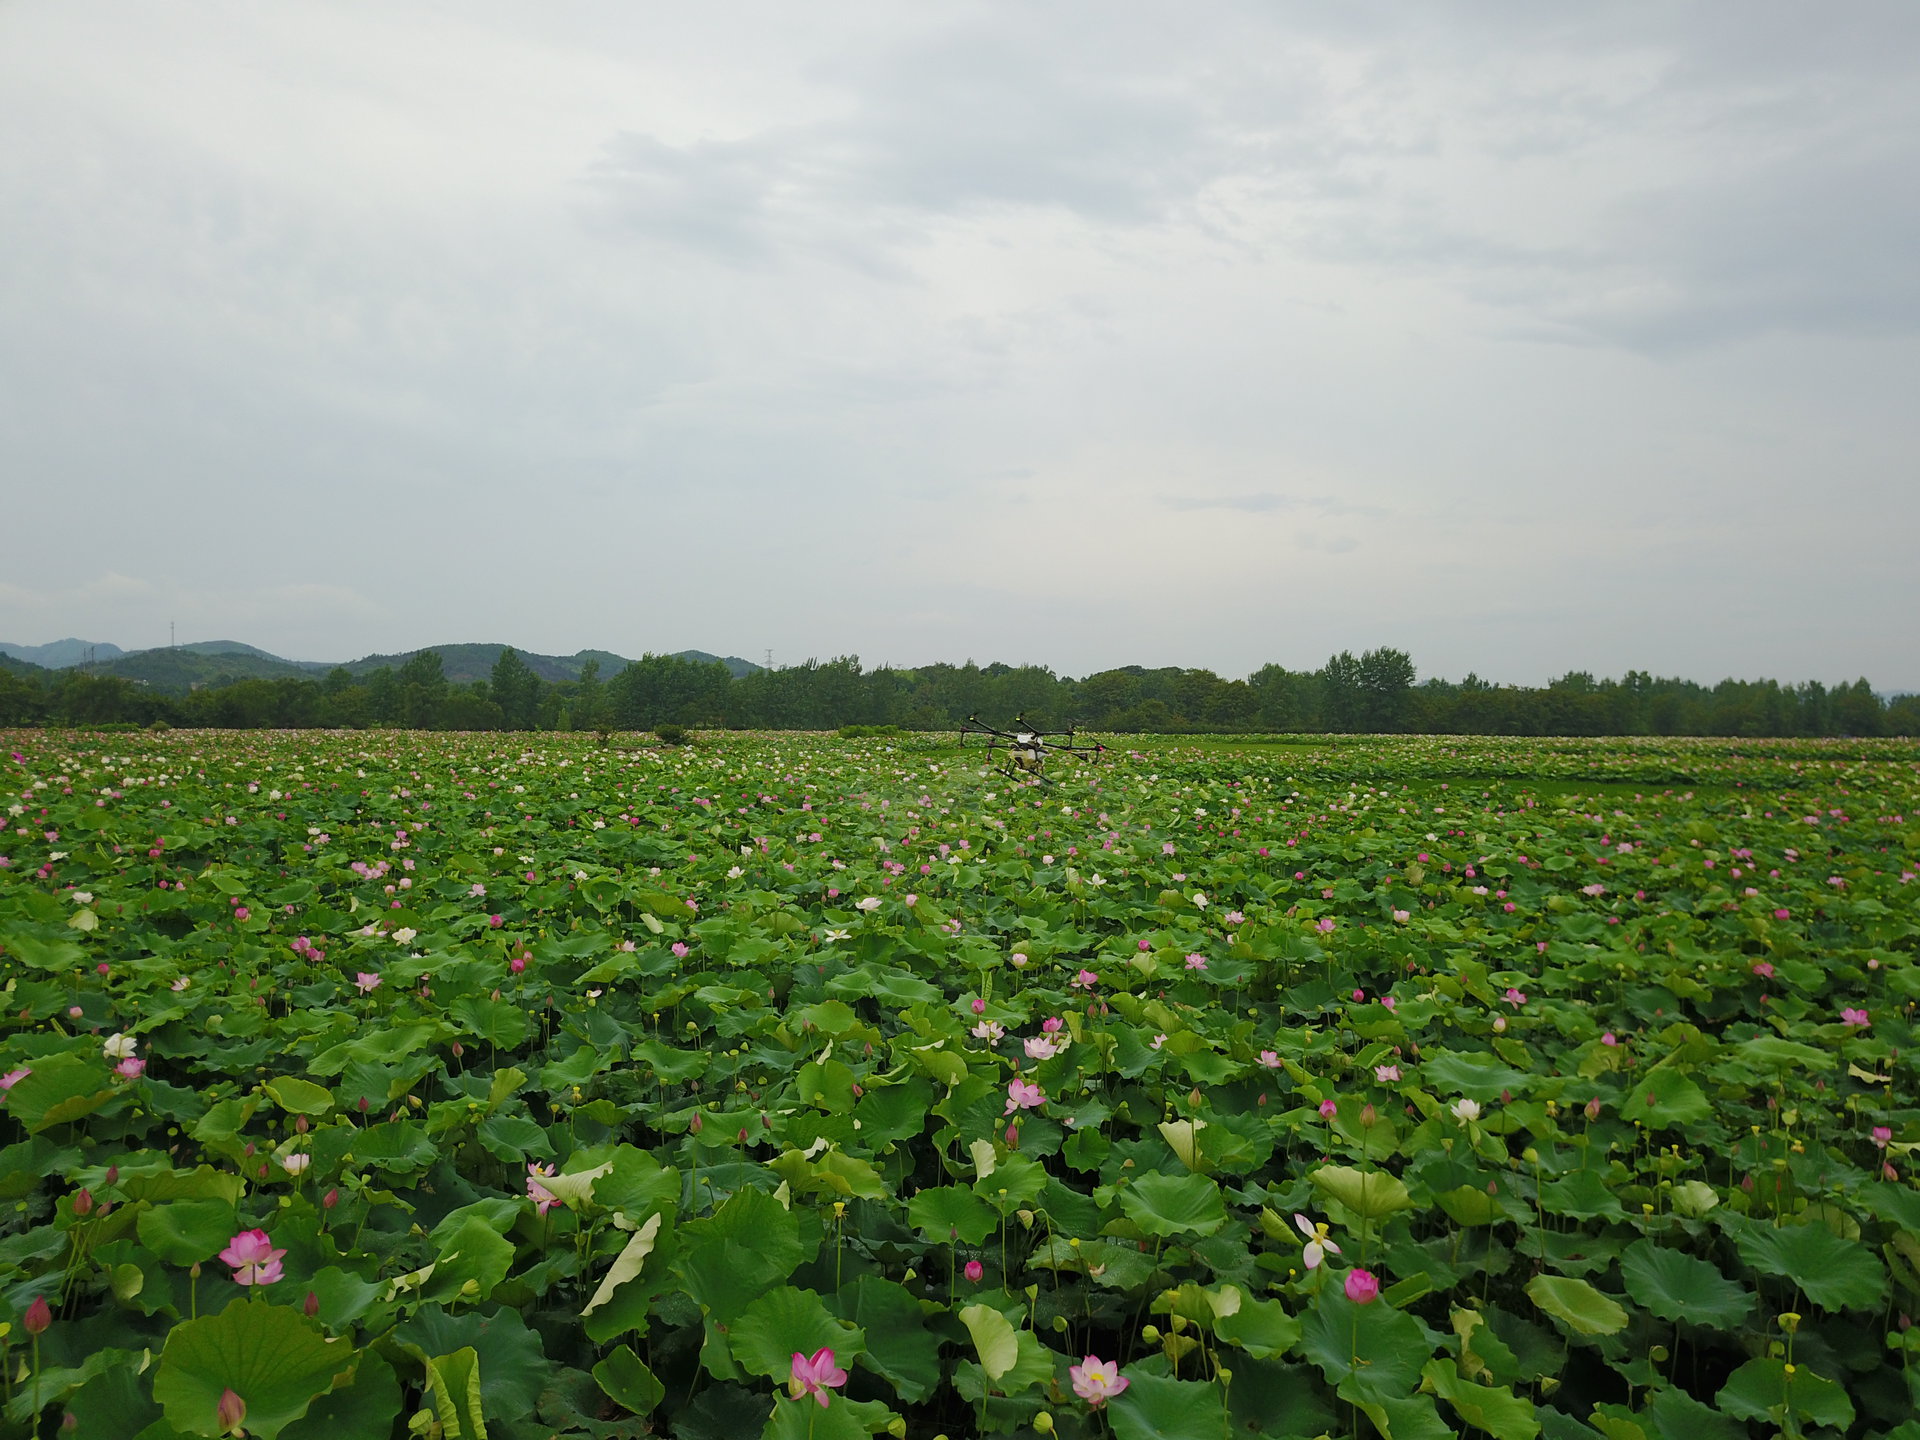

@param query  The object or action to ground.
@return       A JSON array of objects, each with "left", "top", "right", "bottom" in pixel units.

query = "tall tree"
[{"left": 490, "top": 647, "right": 544, "bottom": 730}]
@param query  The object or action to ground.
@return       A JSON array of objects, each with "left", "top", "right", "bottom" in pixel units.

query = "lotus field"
[{"left": 4, "top": 728, "right": 1920, "bottom": 1440}]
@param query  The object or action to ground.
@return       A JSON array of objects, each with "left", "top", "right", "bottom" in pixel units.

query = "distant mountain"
[
  {"left": 341, "top": 645, "right": 763, "bottom": 684},
  {"left": 0, "top": 651, "right": 49, "bottom": 678},
  {"left": 0, "top": 638, "right": 127, "bottom": 668},
  {"left": 674, "top": 650, "right": 762, "bottom": 679},
  {"left": 341, "top": 644, "right": 611, "bottom": 685},
  {"left": 175, "top": 640, "right": 335, "bottom": 669},
  {"left": 0, "top": 637, "right": 764, "bottom": 689}
]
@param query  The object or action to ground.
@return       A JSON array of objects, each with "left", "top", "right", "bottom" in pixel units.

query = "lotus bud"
[
  {"left": 73, "top": 1188, "right": 94, "bottom": 1216},
  {"left": 23, "top": 1295, "right": 52, "bottom": 1334},
  {"left": 304, "top": 1291, "right": 319, "bottom": 1317},
  {"left": 217, "top": 1388, "right": 246, "bottom": 1437}
]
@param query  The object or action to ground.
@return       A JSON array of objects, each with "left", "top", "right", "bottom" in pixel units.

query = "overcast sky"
[{"left": 2, "top": 2, "right": 1915, "bottom": 686}]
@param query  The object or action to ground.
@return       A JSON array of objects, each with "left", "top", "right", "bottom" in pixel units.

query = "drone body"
[{"left": 959, "top": 714, "right": 1105, "bottom": 781}]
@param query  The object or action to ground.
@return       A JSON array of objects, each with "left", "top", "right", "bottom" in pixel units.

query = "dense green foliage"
[
  {"left": 2, "top": 728, "right": 1919, "bottom": 1438},
  {"left": 1, "top": 646, "right": 1913, "bottom": 737}
]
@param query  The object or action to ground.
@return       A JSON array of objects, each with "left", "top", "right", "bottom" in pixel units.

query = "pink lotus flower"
[
  {"left": 1071, "top": 969, "right": 1099, "bottom": 990},
  {"left": 1185, "top": 953, "right": 1208, "bottom": 970},
  {"left": 1318, "top": 1099, "right": 1337, "bottom": 1119},
  {"left": 788, "top": 1347, "right": 847, "bottom": 1408},
  {"left": 1503, "top": 988, "right": 1527, "bottom": 1007},
  {"left": 0, "top": 1066, "right": 29, "bottom": 1099},
  {"left": 1872, "top": 1126, "right": 1893, "bottom": 1149},
  {"left": 219, "top": 1229, "right": 286, "bottom": 1286},
  {"left": 1070, "top": 1354, "right": 1129, "bottom": 1407},
  {"left": 1345, "top": 1268, "right": 1380, "bottom": 1304},
  {"left": 1004, "top": 1079, "right": 1044, "bottom": 1115},
  {"left": 1316, "top": 917, "right": 1336, "bottom": 934},
  {"left": 1751, "top": 961, "right": 1774, "bottom": 979},
  {"left": 355, "top": 972, "right": 381, "bottom": 994},
  {"left": 964, "top": 1260, "right": 984, "bottom": 1282},
  {"left": 527, "top": 1163, "right": 561, "bottom": 1214},
  {"left": 1842, "top": 1008, "right": 1871, "bottom": 1028},
  {"left": 1258, "top": 1051, "right": 1281, "bottom": 1069},
  {"left": 1374, "top": 1064, "right": 1401, "bottom": 1082},
  {"left": 115, "top": 1057, "right": 145, "bottom": 1079},
  {"left": 1024, "top": 1035, "right": 1064, "bottom": 1060}
]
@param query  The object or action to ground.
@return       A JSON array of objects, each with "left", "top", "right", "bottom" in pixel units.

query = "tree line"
[{"left": 0, "top": 646, "right": 1912, "bottom": 737}]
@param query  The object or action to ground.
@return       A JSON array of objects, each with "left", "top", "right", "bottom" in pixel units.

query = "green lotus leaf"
[
  {"left": 1525, "top": 1275, "right": 1628, "bottom": 1336},
  {"left": 1119, "top": 1172, "right": 1228, "bottom": 1238},
  {"left": 593, "top": 1344, "right": 665, "bottom": 1416},
  {"left": 1618, "top": 1241, "right": 1751, "bottom": 1327},
  {"left": 729, "top": 1286, "right": 864, "bottom": 1382},
  {"left": 152, "top": 1297, "right": 350, "bottom": 1439},
  {"left": 1729, "top": 1218, "right": 1887, "bottom": 1311}
]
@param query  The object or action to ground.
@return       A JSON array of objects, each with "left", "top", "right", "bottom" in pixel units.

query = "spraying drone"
[{"left": 958, "top": 714, "right": 1107, "bottom": 781}]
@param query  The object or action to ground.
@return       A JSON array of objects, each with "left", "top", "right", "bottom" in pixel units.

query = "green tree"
[
  {"left": 573, "top": 658, "right": 607, "bottom": 731},
  {"left": 490, "top": 647, "right": 545, "bottom": 730},
  {"left": 1356, "top": 648, "right": 1416, "bottom": 731}
]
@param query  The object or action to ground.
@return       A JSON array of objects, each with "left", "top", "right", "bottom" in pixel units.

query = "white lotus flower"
[
  {"left": 1293, "top": 1212, "right": 1342, "bottom": 1269},
  {"left": 1451, "top": 1098, "right": 1482, "bottom": 1124},
  {"left": 103, "top": 1033, "right": 138, "bottom": 1060}
]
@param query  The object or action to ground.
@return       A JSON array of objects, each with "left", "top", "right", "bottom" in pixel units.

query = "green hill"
[
  {"left": 96, "top": 648, "right": 319, "bottom": 695},
  {"left": 175, "top": 640, "right": 334, "bottom": 669}
]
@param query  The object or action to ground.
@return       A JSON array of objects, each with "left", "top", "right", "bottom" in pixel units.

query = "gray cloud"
[{"left": 0, "top": 1, "right": 1915, "bottom": 686}]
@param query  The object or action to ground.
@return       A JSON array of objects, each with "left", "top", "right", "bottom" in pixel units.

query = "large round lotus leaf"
[
  {"left": 1717, "top": 1356, "right": 1854, "bottom": 1430},
  {"left": 1119, "top": 1172, "right": 1228, "bottom": 1238},
  {"left": 906, "top": 1190, "right": 998, "bottom": 1244},
  {"left": 729, "top": 1286, "right": 864, "bottom": 1381},
  {"left": 1730, "top": 1220, "right": 1887, "bottom": 1312},
  {"left": 1300, "top": 1291, "right": 1428, "bottom": 1401},
  {"left": 279, "top": 1354, "right": 402, "bottom": 1440},
  {"left": 1108, "top": 1369, "right": 1227, "bottom": 1440},
  {"left": 390, "top": 1304, "right": 547, "bottom": 1423},
  {"left": 1619, "top": 1241, "right": 1752, "bottom": 1327},
  {"left": 1525, "top": 1275, "right": 1628, "bottom": 1336},
  {"left": 152, "top": 1297, "right": 350, "bottom": 1439}
]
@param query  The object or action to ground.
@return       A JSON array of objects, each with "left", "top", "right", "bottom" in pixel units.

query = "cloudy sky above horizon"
[{"left": 3, "top": 2, "right": 1916, "bottom": 686}]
